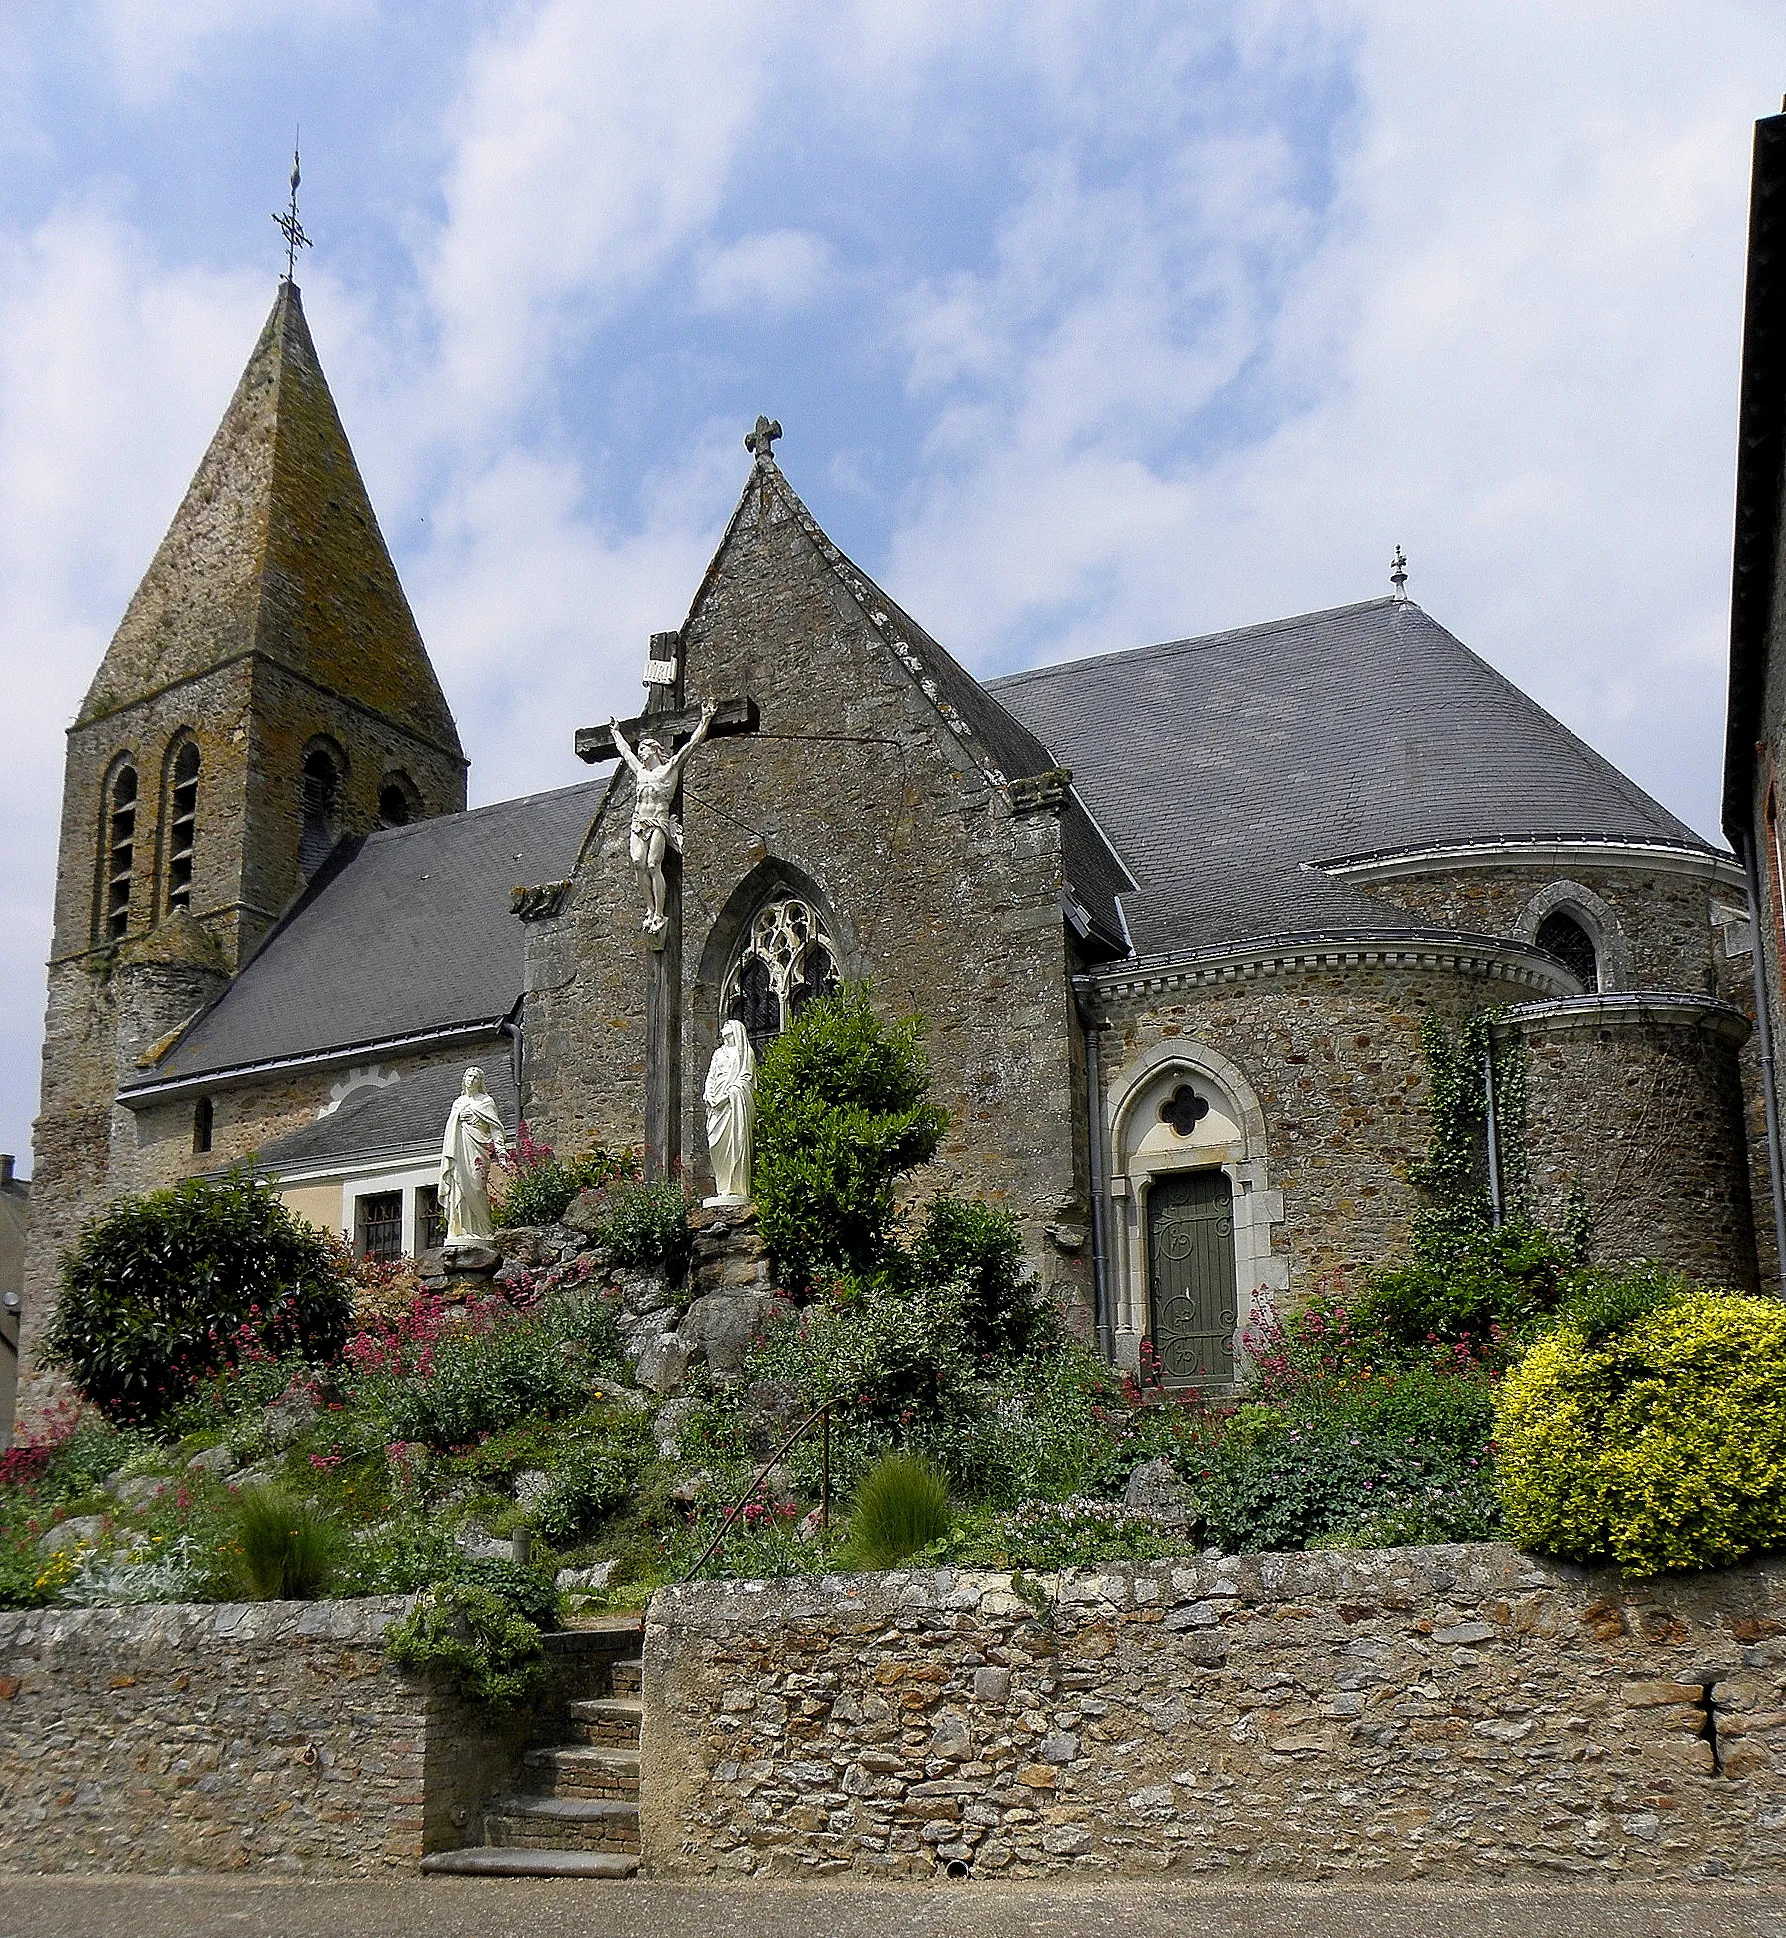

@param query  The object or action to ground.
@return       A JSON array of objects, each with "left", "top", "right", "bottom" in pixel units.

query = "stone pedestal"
[{"left": 687, "top": 1202, "right": 772, "bottom": 1296}]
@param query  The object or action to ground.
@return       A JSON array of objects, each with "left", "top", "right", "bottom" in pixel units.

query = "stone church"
[{"left": 16, "top": 278, "right": 1768, "bottom": 1419}]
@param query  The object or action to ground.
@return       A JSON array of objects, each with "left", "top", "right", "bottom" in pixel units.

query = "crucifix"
[{"left": 575, "top": 630, "right": 760, "bottom": 1181}]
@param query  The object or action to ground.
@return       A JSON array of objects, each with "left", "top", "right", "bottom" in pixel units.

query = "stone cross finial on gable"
[{"left": 745, "top": 415, "right": 783, "bottom": 464}]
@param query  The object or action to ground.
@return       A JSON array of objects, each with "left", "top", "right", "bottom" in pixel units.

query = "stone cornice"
[
  {"left": 1075, "top": 930, "right": 1581, "bottom": 1004},
  {"left": 1499, "top": 992, "right": 1752, "bottom": 1044},
  {"left": 1315, "top": 838, "right": 1744, "bottom": 891}
]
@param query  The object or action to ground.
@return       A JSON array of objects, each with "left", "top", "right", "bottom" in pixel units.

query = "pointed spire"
[
  {"left": 79, "top": 284, "right": 460, "bottom": 756},
  {"left": 1389, "top": 544, "right": 1409, "bottom": 602}
]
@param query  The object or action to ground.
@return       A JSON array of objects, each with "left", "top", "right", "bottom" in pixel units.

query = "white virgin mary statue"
[
  {"left": 703, "top": 1020, "right": 756, "bottom": 1207},
  {"left": 440, "top": 1066, "right": 510, "bottom": 1247}
]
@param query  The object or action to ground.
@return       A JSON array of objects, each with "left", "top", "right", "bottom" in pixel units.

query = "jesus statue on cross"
[{"left": 610, "top": 698, "right": 718, "bottom": 935}]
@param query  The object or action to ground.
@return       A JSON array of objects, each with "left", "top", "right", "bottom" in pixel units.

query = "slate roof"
[
  {"left": 992, "top": 597, "right": 1718, "bottom": 960},
  {"left": 135, "top": 782, "right": 603, "bottom": 1089},
  {"left": 253, "top": 1057, "right": 518, "bottom": 1170}
]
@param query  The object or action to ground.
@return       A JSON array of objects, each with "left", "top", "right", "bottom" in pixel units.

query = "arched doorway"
[{"left": 1104, "top": 1041, "right": 1286, "bottom": 1386}]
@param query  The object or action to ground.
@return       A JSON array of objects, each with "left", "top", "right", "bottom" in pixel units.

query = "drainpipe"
[
  {"left": 1074, "top": 988, "right": 1114, "bottom": 1365},
  {"left": 1738, "top": 831, "right": 1786, "bottom": 1282}
]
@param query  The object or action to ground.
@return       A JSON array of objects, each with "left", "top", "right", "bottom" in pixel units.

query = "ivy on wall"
[{"left": 1410, "top": 1011, "right": 1530, "bottom": 1240}]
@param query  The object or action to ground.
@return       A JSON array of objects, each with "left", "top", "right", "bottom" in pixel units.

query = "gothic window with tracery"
[{"left": 721, "top": 895, "right": 840, "bottom": 1058}]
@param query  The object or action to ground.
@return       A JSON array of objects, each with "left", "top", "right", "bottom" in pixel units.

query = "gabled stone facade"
[{"left": 522, "top": 455, "right": 1103, "bottom": 1323}]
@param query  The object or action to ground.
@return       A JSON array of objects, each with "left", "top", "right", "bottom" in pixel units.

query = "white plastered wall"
[{"left": 1103, "top": 1038, "right": 1287, "bottom": 1378}]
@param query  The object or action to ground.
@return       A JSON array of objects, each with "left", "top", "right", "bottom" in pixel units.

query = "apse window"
[{"left": 1535, "top": 909, "right": 1599, "bottom": 990}]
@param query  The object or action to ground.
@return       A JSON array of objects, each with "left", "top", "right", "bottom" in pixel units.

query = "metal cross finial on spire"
[
  {"left": 744, "top": 415, "right": 782, "bottom": 464},
  {"left": 1389, "top": 544, "right": 1409, "bottom": 602},
  {"left": 272, "top": 132, "right": 312, "bottom": 283}
]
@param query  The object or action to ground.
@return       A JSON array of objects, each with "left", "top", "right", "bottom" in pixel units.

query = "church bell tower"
[{"left": 20, "top": 275, "right": 467, "bottom": 1425}]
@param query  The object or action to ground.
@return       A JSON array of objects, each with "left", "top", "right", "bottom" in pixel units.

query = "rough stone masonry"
[{"left": 640, "top": 1544, "right": 1786, "bottom": 1883}]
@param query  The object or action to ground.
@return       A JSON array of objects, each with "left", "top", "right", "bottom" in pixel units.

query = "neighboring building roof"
[
  {"left": 994, "top": 597, "right": 1717, "bottom": 959},
  {"left": 1724, "top": 110, "right": 1786, "bottom": 844},
  {"left": 134, "top": 782, "right": 603, "bottom": 1089},
  {"left": 79, "top": 281, "right": 463, "bottom": 761},
  {"left": 256, "top": 1057, "right": 519, "bottom": 1172}
]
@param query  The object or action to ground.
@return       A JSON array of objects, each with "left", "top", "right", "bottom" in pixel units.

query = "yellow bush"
[{"left": 1494, "top": 1291, "right": 1786, "bottom": 1576}]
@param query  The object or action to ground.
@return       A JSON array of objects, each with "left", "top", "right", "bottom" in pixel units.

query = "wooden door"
[{"left": 1146, "top": 1169, "right": 1238, "bottom": 1385}]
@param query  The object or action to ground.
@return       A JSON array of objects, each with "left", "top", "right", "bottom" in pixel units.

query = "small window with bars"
[
  {"left": 415, "top": 1185, "right": 445, "bottom": 1254},
  {"left": 356, "top": 1190, "right": 403, "bottom": 1263},
  {"left": 165, "top": 740, "right": 200, "bottom": 914},
  {"left": 104, "top": 762, "right": 138, "bottom": 940}
]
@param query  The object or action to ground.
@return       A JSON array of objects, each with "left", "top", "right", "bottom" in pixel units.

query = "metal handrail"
[{"left": 681, "top": 1398, "right": 833, "bottom": 1582}]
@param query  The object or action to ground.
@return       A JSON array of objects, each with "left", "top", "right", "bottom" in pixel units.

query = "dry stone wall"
[
  {"left": 641, "top": 1546, "right": 1786, "bottom": 1884},
  {"left": 0, "top": 1596, "right": 556, "bottom": 1875}
]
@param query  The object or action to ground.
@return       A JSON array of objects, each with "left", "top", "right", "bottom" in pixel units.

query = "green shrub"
[
  {"left": 1349, "top": 1220, "right": 1577, "bottom": 1361},
  {"left": 1198, "top": 1360, "right": 1501, "bottom": 1555},
  {"left": 1495, "top": 1289, "right": 1786, "bottom": 1575},
  {"left": 750, "top": 1275, "right": 983, "bottom": 1441},
  {"left": 592, "top": 1178, "right": 693, "bottom": 1278},
  {"left": 910, "top": 1196, "right": 1053, "bottom": 1361},
  {"left": 529, "top": 1445, "right": 637, "bottom": 1548},
  {"left": 840, "top": 1453, "right": 951, "bottom": 1568},
  {"left": 46, "top": 1170, "right": 353, "bottom": 1426},
  {"left": 384, "top": 1580, "right": 547, "bottom": 1708},
  {"left": 933, "top": 1497, "right": 1191, "bottom": 1571},
  {"left": 493, "top": 1132, "right": 629, "bottom": 1231},
  {"left": 753, "top": 984, "right": 947, "bottom": 1294},
  {"left": 1549, "top": 1262, "right": 1690, "bottom": 1346},
  {"left": 227, "top": 1486, "right": 340, "bottom": 1600},
  {"left": 380, "top": 1316, "right": 588, "bottom": 1449}
]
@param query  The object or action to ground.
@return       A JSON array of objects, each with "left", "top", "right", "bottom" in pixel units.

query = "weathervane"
[
  {"left": 1389, "top": 544, "right": 1408, "bottom": 602},
  {"left": 272, "top": 134, "right": 311, "bottom": 282}
]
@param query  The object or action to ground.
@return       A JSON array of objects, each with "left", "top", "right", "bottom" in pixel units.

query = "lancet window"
[
  {"left": 102, "top": 759, "right": 138, "bottom": 941},
  {"left": 164, "top": 739, "right": 200, "bottom": 915},
  {"left": 721, "top": 895, "right": 840, "bottom": 1058},
  {"left": 300, "top": 746, "right": 341, "bottom": 877}
]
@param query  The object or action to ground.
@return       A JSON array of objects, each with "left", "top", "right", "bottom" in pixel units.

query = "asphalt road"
[{"left": 0, "top": 1876, "right": 1781, "bottom": 1938}]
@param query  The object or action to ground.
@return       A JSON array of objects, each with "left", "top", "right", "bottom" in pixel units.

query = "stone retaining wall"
[
  {"left": 0, "top": 1596, "right": 565, "bottom": 1875},
  {"left": 640, "top": 1545, "right": 1786, "bottom": 1883}
]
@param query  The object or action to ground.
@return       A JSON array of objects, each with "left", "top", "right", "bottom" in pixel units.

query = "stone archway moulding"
[
  {"left": 1513, "top": 878, "right": 1631, "bottom": 993},
  {"left": 1102, "top": 1037, "right": 1287, "bottom": 1380}
]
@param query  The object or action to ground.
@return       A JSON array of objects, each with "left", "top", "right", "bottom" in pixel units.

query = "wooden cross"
[{"left": 575, "top": 631, "right": 760, "bottom": 1181}]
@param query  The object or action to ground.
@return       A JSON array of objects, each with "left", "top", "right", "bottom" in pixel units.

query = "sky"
[{"left": 0, "top": 0, "right": 1781, "bottom": 1172}]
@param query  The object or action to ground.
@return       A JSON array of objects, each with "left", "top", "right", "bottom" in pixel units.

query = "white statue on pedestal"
[
  {"left": 610, "top": 700, "right": 718, "bottom": 936},
  {"left": 703, "top": 1020, "right": 756, "bottom": 1206},
  {"left": 440, "top": 1066, "right": 509, "bottom": 1249}
]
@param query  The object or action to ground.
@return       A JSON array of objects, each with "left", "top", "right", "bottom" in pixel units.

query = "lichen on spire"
[{"left": 78, "top": 283, "right": 461, "bottom": 758}]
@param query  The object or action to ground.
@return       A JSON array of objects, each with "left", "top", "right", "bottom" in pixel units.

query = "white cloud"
[
  {"left": 885, "top": 0, "right": 1786, "bottom": 843},
  {"left": 693, "top": 230, "right": 835, "bottom": 316},
  {"left": 96, "top": 0, "right": 369, "bottom": 104}
]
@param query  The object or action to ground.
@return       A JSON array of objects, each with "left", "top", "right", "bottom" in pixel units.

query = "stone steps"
[
  {"left": 484, "top": 1796, "right": 641, "bottom": 1853},
  {"left": 427, "top": 1618, "right": 645, "bottom": 1878},
  {"left": 568, "top": 1696, "right": 644, "bottom": 1746},
  {"left": 420, "top": 1847, "right": 639, "bottom": 1879},
  {"left": 524, "top": 1744, "right": 640, "bottom": 1800}
]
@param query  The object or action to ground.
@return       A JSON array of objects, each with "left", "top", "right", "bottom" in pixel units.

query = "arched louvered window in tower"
[
  {"left": 1535, "top": 909, "right": 1599, "bottom": 990},
  {"left": 378, "top": 771, "right": 420, "bottom": 828},
  {"left": 300, "top": 747, "right": 340, "bottom": 877},
  {"left": 165, "top": 739, "right": 200, "bottom": 915},
  {"left": 103, "top": 761, "right": 138, "bottom": 941}
]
